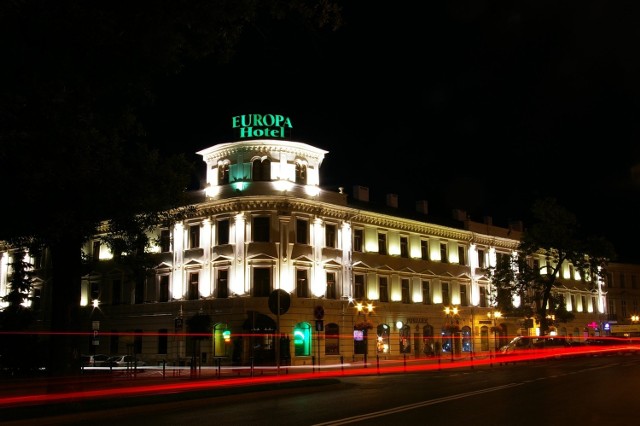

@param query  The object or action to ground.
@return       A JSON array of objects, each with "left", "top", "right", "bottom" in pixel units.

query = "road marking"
[{"left": 311, "top": 383, "right": 523, "bottom": 425}]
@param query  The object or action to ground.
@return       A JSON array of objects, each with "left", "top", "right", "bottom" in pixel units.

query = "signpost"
[{"left": 269, "top": 289, "right": 291, "bottom": 373}]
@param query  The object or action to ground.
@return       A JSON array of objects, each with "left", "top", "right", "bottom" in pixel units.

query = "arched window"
[
  {"left": 218, "top": 161, "right": 230, "bottom": 184},
  {"left": 295, "top": 162, "right": 307, "bottom": 184},
  {"left": 252, "top": 158, "right": 271, "bottom": 181},
  {"left": 325, "top": 323, "right": 340, "bottom": 355},
  {"left": 422, "top": 324, "right": 435, "bottom": 356},
  {"left": 400, "top": 324, "right": 411, "bottom": 353},
  {"left": 213, "top": 322, "right": 228, "bottom": 357},
  {"left": 377, "top": 324, "right": 390, "bottom": 353},
  {"left": 293, "top": 322, "right": 311, "bottom": 357},
  {"left": 480, "top": 325, "right": 489, "bottom": 351},
  {"left": 461, "top": 325, "right": 472, "bottom": 352}
]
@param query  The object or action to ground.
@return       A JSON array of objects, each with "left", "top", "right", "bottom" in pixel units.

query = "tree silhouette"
[
  {"left": 487, "top": 198, "right": 615, "bottom": 335},
  {"left": 0, "top": 1, "right": 342, "bottom": 377}
]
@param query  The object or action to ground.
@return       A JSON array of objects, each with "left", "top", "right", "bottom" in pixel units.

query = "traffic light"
[{"left": 223, "top": 329, "right": 231, "bottom": 343}]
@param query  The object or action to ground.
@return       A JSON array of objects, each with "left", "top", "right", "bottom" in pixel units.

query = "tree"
[
  {"left": 0, "top": 249, "right": 42, "bottom": 375},
  {"left": 487, "top": 198, "right": 615, "bottom": 335},
  {"left": 0, "top": 1, "right": 342, "bottom": 377}
]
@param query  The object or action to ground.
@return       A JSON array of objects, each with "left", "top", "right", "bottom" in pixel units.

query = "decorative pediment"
[
  {"left": 352, "top": 260, "right": 372, "bottom": 269},
  {"left": 292, "top": 255, "right": 313, "bottom": 263},
  {"left": 211, "top": 255, "right": 233, "bottom": 263},
  {"left": 154, "top": 262, "right": 172, "bottom": 270},
  {"left": 184, "top": 259, "right": 203, "bottom": 267},
  {"left": 247, "top": 253, "right": 278, "bottom": 261}
]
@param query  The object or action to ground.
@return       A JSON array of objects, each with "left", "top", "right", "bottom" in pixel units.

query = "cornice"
[{"left": 188, "top": 194, "right": 521, "bottom": 249}]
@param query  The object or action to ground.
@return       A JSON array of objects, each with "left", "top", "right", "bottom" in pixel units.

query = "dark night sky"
[{"left": 146, "top": 1, "right": 640, "bottom": 263}]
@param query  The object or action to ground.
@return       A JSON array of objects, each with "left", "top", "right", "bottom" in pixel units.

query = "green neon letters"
[{"left": 232, "top": 114, "right": 293, "bottom": 139}]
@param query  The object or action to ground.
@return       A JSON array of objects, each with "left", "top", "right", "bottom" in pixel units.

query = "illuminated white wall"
[
  {"left": 231, "top": 213, "right": 246, "bottom": 295},
  {"left": 172, "top": 222, "right": 184, "bottom": 299}
]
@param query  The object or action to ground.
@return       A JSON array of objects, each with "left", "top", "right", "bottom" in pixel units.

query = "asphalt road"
[{"left": 3, "top": 353, "right": 639, "bottom": 426}]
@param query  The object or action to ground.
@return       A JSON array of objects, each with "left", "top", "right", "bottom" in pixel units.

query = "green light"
[{"left": 223, "top": 329, "right": 231, "bottom": 343}]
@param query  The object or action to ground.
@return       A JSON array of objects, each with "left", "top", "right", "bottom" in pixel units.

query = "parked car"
[
  {"left": 499, "top": 335, "right": 571, "bottom": 356},
  {"left": 103, "top": 355, "right": 146, "bottom": 367},
  {"left": 81, "top": 353, "right": 110, "bottom": 367}
]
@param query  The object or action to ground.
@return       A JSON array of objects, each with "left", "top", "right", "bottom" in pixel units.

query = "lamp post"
[
  {"left": 488, "top": 311, "right": 502, "bottom": 351},
  {"left": 444, "top": 306, "right": 458, "bottom": 362}
]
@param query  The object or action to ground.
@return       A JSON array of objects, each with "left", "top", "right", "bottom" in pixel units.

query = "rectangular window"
[
  {"left": 581, "top": 295, "right": 587, "bottom": 312},
  {"left": 441, "top": 282, "right": 450, "bottom": 306},
  {"left": 421, "top": 240, "right": 429, "bottom": 260},
  {"left": 532, "top": 258, "right": 540, "bottom": 275},
  {"left": 632, "top": 275, "right": 638, "bottom": 289},
  {"left": 158, "top": 329, "right": 168, "bottom": 355},
  {"left": 90, "top": 281, "right": 100, "bottom": 301},
  {"left": 253, "top": 267, "right": 271, "bottom": 297},
  {"left": 189, "top": 225, "right": 200, "bottom": 249},
  {"left": 570, "top": 294, "right": 576, "bottom": 311},
  {"left": 460, "top": 284, "right": 468, "bottom": 306},
  {"left": 353, "top": 229, "right": 363, "bottom": 252},
  {"left": 400, "top": 237, "right": 408, "bottom": 258},
  {"left": 159, "top": 275, "right": 169, "bottom": 302},
  {"left": 354, "top": 275, "right": 365, "bottom": 300},
  {"left": 135, "top": 279, "right": 144, "bottom": 304},
  {"left": 479, "top": 286, "right": 487, "bottom": 307},
  {"left": 607, "top": 272, "right": 614, "bottom": 288},
  {"left": 217, "top": 219, "right": 230, "bottom": 245},
  {"left": 379, "top": 277, "right": 389, "bottom": 302},
  {"left": 421, "top": 281, "right": 431, "bottom": 305},
  {"left": 160, "top": 229, "right": 171, "bottom": 252},
  {"left": 326, "top": 272, "right": 337, "bottom": 299},
  {"left": 188, "top": 272, "right": 199, "bottom": 300},
  {"left": 325, "top": 224, "right": 336, "bottom": 248},
  {"left": 401, "top": 279, "right": 410, "bottom": 304},
  {"left": 112, "top": 279, "right": 121, "bottom": 305},
  {"left": 620, "top": 273, "right": 626, "bottom": 289},
  {"left": 253, "top": 216, "right": 270, "bottom": 242},
  {"left": 217, "top": 270, "right": 229, "bottom": 298},
  {"left": 92, "top": 241, "right": 101, "bottom": 261},
  {"left": 621, "top": 299, "right": 627, "bottom": 319},
  {"left": 296, "top": 219, "right": 308, "bottom": 244},
  {"left": 296, "top": 269, "right": 309, "bottom": 298},
  {"left": 458, "top": 246, "right": 466, "bottom": 265},
  {"left": 378, "top": 233, "right": 387, "bottom": 255},
  {"left": 477, "top": 249, "right": 485, "bottom": 268},
  {"left": 32, "top": 288, "right": 42, "bottom": 311},
  {"left": 440, "top": 243, "right": 448, "bottom": 263}
]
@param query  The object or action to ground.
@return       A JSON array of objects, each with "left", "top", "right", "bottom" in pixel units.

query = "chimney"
[
  {"left": 352, "top": 185, "right": 369, "bottom": 202},
  {"left": 509, "top": 220, "right": 523, "bottom": 232},
  {"left": 386, "top": 193, "right": 398, "bottom": 208},
  {"left": 452, "top": 209, "right": 467, "bottom": 221},
  {"left": 416, "top": 200, "right": 428, "bottom": 214}
]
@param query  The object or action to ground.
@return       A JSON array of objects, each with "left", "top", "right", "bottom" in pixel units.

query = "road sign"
[{"left": 268, "top": 289, "right": 291, "bottom": 315}]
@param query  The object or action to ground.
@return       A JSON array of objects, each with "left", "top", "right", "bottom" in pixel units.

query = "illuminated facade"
[{"left": 0, "top": 130, "right": 612, "bottom": 366}]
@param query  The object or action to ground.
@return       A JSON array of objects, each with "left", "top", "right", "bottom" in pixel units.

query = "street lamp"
[
  {"left": 487, "top": 311, "right": 502, "bottom": 351},
  {"left": 631, "top": 315, "right": 639, "bottom": 323},
  {"left": 354, "top": 301, "right": 375, "bottom": 367},
  {"left": 444, "top": 306, "right": 458, "bottom": 361}
]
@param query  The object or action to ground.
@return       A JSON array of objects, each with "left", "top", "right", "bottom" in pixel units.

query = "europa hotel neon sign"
[{"left": 232, "top": 114, "right": 293, "bottom": 139}]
